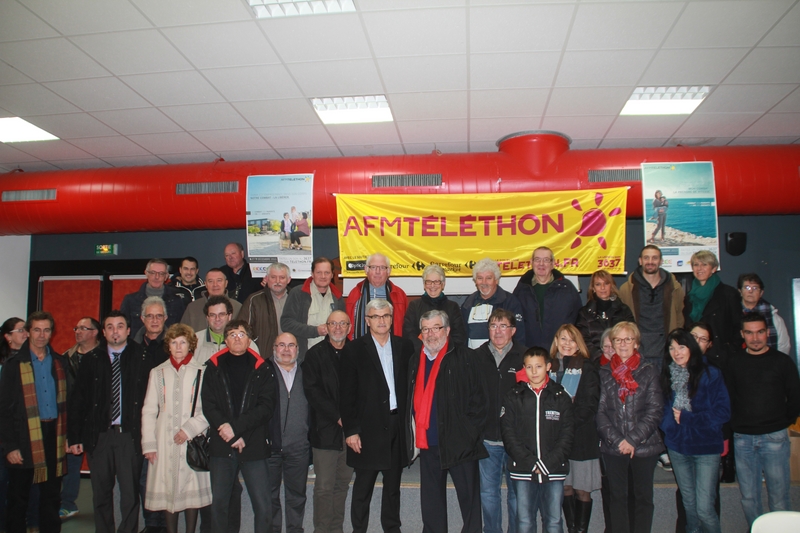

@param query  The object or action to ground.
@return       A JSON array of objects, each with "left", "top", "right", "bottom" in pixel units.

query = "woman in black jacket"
[
  {"left": 576, "top": 270, "right": 635, "bottom": 361},
  {"left": 682, "top": 251, "right": 740, "bottom": 350},
  {"left": 402, "top": 264, "right": 467, "bottom": 345}
]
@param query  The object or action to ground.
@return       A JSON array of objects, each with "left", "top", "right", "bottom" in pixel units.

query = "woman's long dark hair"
[
  {"left": 661, "top": 328, "right": 707, "bottom": 399},
  {"left": 1, "top": 316, "right": 25, "bottom": 365}
]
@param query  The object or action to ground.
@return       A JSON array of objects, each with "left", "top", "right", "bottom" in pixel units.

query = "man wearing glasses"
[
  {"left": 121, "top": 258, "right": 186, "bottom": 334},
  {"left": 203, "top": 320, "right": 276, "bottom": 533},
  {"left": 302, "top": 310, "right": 353, "bottom": 533},
  {"left": 737, "top": 273, "right": 790, "bottom": 353},
  {"left": 514, "top": 246, "right": 582, "bottom": 348},
  {"left": 340, "top": 299, "right": 413, "bottom": 533},
  {"left": 346, "top": 253, "right": 408, "bottom": 340}
]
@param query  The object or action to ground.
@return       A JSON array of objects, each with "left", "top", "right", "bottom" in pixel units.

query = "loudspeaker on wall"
[{"left": 725, "top": 232, "right": 747, "bottom": 256}]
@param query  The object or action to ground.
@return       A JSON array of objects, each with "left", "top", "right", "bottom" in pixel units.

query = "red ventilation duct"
[{"left": 1, "top": 131, "right": 798, "bottom": 235}]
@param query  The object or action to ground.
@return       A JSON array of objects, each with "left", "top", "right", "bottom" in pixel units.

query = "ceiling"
[{"left": 0, "top": 0, "right": 799, "bottom": 174}]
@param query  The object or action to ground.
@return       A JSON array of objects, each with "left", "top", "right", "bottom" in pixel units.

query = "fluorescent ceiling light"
[
  {"left": 620, "top": 86, "right": 711, "bottom": 116},
  {"left": 0, "top": 117, "right": 58, "bottom": 142},
  {"left": 249, "top": 0, "right": 355, "bottom": 18},
  {"left": 312, "top": 95, "right": 394, "bottom": 125}
]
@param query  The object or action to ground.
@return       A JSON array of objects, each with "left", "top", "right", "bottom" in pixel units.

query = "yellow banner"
[{"left": 337, "top": 188, "right": 628, "bottom": 277}]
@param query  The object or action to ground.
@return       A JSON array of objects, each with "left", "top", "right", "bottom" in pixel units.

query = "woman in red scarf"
[{"left": 596, "top": 322, "right": 664, "bottom": 533}]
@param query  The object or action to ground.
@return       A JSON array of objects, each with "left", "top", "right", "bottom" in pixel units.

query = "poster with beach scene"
[
  {"left": 246, "top": 173, "right": 314, "bottom": 278},
  {"left": 641, "top": 162, "right": 719, "bottom": 273}
]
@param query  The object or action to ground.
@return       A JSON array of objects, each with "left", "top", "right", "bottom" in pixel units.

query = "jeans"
[
  {"left": 268, "top": 443, "right": 310, "bottom": 533},
  {"left": 479, "top": 443, "right": 516, "bottom": 533},
  {"left": 209, "top": 454, "right": 271, "bottom": 533},
  {"left": 513, "top": 478, "right": 563, "bottom": 533},
  {"left": 61, "top": 452, "right": 84, "bottom": 512},
  {"left": 733, "top": 430, "right": 792, "bottom": 528},
  {"left": 668, "top": 449, "right": 720, "bottom": 533},
  {"left": 601, "top": 453, "right": 658, "bottom": 533}
]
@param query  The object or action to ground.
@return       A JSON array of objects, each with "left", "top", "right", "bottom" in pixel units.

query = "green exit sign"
[{"left": 95, "top": 244, "right": 118, "bottom": 256}]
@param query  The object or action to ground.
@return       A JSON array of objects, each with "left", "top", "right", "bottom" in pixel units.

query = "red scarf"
[
  {"left": 610, "top": 352, "right": 641, "bottom": 403},
  {"left": 528, "top": 373, "right": 550, "bottom": 394},
  {"left": 414, "top": 340, "right": 448, "bottom": 450},
  {"left": 170, "top": 352, "right": 193, "bottom": 371},
  {"left": 515, "top": 369, "right": 551, "bottom": 393}
]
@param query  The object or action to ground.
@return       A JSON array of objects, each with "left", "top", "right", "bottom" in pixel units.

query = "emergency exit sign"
[{"left": 95, "top": 244, "right": 118, "bottom": 255}]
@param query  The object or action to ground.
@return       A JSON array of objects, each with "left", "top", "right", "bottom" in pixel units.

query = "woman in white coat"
[{"left": 142, "top": 323, "right": 211, "bottom": 533}]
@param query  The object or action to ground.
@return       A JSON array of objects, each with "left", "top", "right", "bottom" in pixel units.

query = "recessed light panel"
[
  {"left": 620, "top": 86, "right": 711, "bottom": 116},
  {"left": 312, "top": 95, "right": 394, "bottom": 125},
  {"left": 249, "top": 0, "right": 355, "bottom": 18},
  {"left": 0, "top": 117, "right": 59, "bottom": 143}
]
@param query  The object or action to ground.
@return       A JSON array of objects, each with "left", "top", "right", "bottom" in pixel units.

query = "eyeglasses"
[
  {"left": 488, "top": 324, "right": 512, "bottom": 331},
  {"left": 143, "top": 314, "right": 165, "bottom": 321},
  {"left": 146, "top": 270, "right": 168, "bottom": 278},
  {"left": 73, "top": 326, "right": 97, "bottom": 332},
  {"left": 613, "top": 337, "right": 635, "bottom": 345},
  {"left": 326, "top": 321, "right": 349, "bottom": 328},
  {"left": 274, "top": 343, "right": 298, "bottom": 350},
  {"left": 367, "top": 265, "right": 389, "bottom": 271},
  {"left": 691, "top": 333, "right": 710, "bottom": 343},
  {"left": 421, "top": 325, "right": 445, "bottom": 334},
  {"left": 742, "top": 285, "right": 762, "bottom": 292},
  {"left": 533, "top": 257, "right": 553, "bottom": 265},
  {"left": 227, "top": 332, "right": 249, "bottom": 339},
  {"left": 424, "top": 280, "right": 443, "bottom": 287},
  {"left": 207, "top": 313, "right": 231, "bottom": 320},
  {"left": 366, "top": 314, "right": 392, "bottom": 321}
]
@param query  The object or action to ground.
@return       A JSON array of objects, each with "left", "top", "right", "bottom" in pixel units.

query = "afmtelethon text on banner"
[
  {"left": 246, "top": 174, "right": 314, "bottom": 278},
  {"left": 337, "top": 188, "right": 628, "bottom": 278}
]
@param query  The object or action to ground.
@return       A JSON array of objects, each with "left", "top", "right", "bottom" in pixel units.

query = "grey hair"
[
  {"left": 420, "top": 309, "right": 450, "bottom": 330},
  {"left": 472, "top": 257, "right": 501, "bottom": 281},
  {"left": 268, "top": 262, "right": 291, "bottom": 277},
  {"left": 366, "top": 253, "right": 390, "bottom": 269},
  {"left": 422, "top": 264, "right": 446, "bottom": 281},
  {"left": 141, "top": 296, "right": 167, "bottom": 318},
  {"left": 365, "top": 298, "right": 393, "bottom": 315}
]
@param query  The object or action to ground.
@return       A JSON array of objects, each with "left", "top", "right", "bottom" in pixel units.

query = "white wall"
[{"left": 0, "top": 235, "right": 31, "bottom": 319}]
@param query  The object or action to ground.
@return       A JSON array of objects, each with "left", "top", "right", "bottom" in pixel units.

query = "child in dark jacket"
[{"left": 502, "top": 347, "right": 575, "bottom": 533}]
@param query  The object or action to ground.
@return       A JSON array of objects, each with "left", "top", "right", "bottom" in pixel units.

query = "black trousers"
[
  {"left": 602, "top": 453, "right": 658, "bottom": 533},
  {"left": 7, "top": 420, "right": 62, "bottom": 533},
  {"left": 87, "top": 428, "right": 143, "bottom": 533},
  {"left": 350, "top": 414, "right": 403, "bottom": 533},
  {"left": 419, "top": 446, "right": 482, "bottom": 533}
]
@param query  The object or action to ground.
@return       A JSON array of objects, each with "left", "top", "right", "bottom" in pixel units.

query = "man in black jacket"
[
  {"left": 120, "top": 258, "right": 185, "bottom": 334},
  {"left": 67, "top": 310, "right": 154, "bottom": 533},
  {"left": 302, "top": 310, "right": 353, "bottom": 533},
  {"left": 220, "top": 243, "right": 262, "bottom": 303},
  {"left": 408, "top": 309, "right": 488, "bottom": 533},
  {"left": 340, "top": 299, "right": 413, "bottom": 533},
  {"left": 202, "top": 320, "right": 276, "bottom": 533}
]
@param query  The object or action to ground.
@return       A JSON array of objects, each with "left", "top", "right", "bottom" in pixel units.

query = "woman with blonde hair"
[
  {"left": 576, "top": 270, "right": 634, "bottom": 362},
  {"left": 141, "top": 323, "right": 211, "bottom": 533},
  {"left": 548, "top": 324, "right": 600, "bottom": 533}
]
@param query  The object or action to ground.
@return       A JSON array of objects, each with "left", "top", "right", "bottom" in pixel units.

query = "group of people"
[{"left": 0, "top": 242, "right": 798, "bottom": 533}]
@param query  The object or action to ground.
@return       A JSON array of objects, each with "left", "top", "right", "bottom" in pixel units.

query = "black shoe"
[
  {"left": 140, "top": 527, "right": 167, "bottom": 533},
  {"left": 562, "top": 494, "right": 577, "bottom": 533},
  {"left": 575, "top": 499, "right": 593, "bottom": 533}
]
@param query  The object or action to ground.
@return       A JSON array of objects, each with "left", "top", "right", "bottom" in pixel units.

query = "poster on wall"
[
  {"left": 246, "top": 174, "right": 314, "bottom": 278},
  {"left": 337, "top": 187, "right": 628, "bottom": 277},
  {"left": 641, "top": 162, "right": 720, "bottom": 273}
]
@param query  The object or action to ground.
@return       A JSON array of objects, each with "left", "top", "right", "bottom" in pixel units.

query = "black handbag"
[{"left": 186, "top": 369, "right": 210, "bottom": 472}]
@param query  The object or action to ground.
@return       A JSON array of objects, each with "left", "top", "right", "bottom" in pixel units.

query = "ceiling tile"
[
  {"left": 132, "top": 0, "right": 251, "bottom": 26},
  {"left": 388, "top": 91, "right": 467, "bottom": 121},
  {"left": 568, "top": 2, "right": 683, "bottom": 50},
  {"left": 233, "top": 99, "right": 319, "bottom": 127},
  {"left": 640, "top": 48, "right": 749, "bottom": 86},
  {"left": 50, "top": 158, "right": 112, "bottom": 170},
  {"left": 471, "top": 52, "right": 560, "bottom": 90},
  {"left": 405, "top": 141, "right": 470, "bottom": 155},
  {"left": 665, "top": 137, "right": 736, "bottom": 147},
  {"left": 257, "top": 125, "right": 334, "bottom": 149},
  {"left": 469, "top": 4, "right": 573, "bottom": 53},
  {"left": 19, "top": 0, "right": 153, "bottom": 35},
  {"left": 159, "top": 152, "right": 219, "bottom": 165},
  {"left": 760, "top": 3, "right": 800, "bottom": 46},
  {"left": 599, "top": 138, "right": 669, "bottom": 149},
  {"left": 363, "top": 8, "right": 465, "bottom": 57},
  {"left": 0, "top": 142, "right": 40, "bottom": 163},
  {"left": 359, "top": 0, "right": 466, "bottom": 10},
  {"left": 203, "top": 65, "right": 302, "bottom": 102},
  {"left": 726, "top": 47, "right": 800, "bottom": 84},
  {"left": 104, "top": 155, "right": 166, "bottom": 167},
  {"left": 605, "top": 115, "right": 687, "bottom": 139},
  {"left": 557, "top": 50, "right": 655, "bottom": 87},
  {"left": 289, "top": 59, "right": 384, "bottom": 97},
  {"left": 8, "top": 139, "right": 93, "bottom": 160},
  {"left": 771, "top": 87, "right": 800, "bottom": 112},
  {"left": 276, "top": 146, "right": 343, "bottom": 159},
  {"left": 160, "top": 103, "right": 249, "bottom": 131},
  {"left": 546, "top": 87, "right": 632, "bottom": 116},
  {"left": 0, "top": 1, "right": 58, "bottom": 42},
  {"left": 190, "top": 128, "right": 269, "bottom": 152},
  {"left": 741, "top": 112, "right": 800, "bottom": 137},
  {"left": 127, "top": 132, "right": 208, "bottom": 154},
  {"left": 0, "top": 84, "right": 80, "bottom": 116},
  {"left": 0, "top": 61, "right": 33, "bottom": 85},
  {"left": 91, "top": 108, "right": 182, "bottom": 135},
  {"left": 569, "top": 139, "right": 601, "bottom": 150},
  {"left": 164, "top": 21, "right": 279, "bottom": 69},
  {"left": 68, "top": 136, "right": 151, "bottom": 158},
  {"left": 27, "top": 113, "right": 120, "bottom": 138},
  {"left": 701, "top": 84, "right": 797, "bottom": 113},
  {"left": 396, "top": 119, "right": 466, "bottom": 143},
  {"left": 339, "top": 144, "right": 406, "bottom": 157},
  {"left": 729, "top": 136, "right": 799, "bottom": 145},
  {"left": 465, "top": 141, "right": 493, "bottom": 153},
  {"left": 327, "top": 122, "right": 402, "bottom": 145},
  {"left": 7, "top": 161, "right": 59, "bottom": 172},
  {"left": 260, "top": 13, "right": 371, "bottom": 63},
  {"left": 217, "top": 148, "right": 281, "bottom": 161},
  {"left": 380, "top": 55, "right": 467, "bottom": 93},
  {"left": 664, "top": 0, "right": 793, "bottom": 48},
  {"left": 673, "top": 112, "right": 761, "bottom": 137},
  {"left": 470, "top": 89, "right": 549, "bottom": 118},
  {"left": 540, "top": 115, "right": 616, "bottom": 139},
  {"left": 71, "top": 30, "right": 192, "bottom": 76},
  {"left": 45, "top": 78, "right": 150, "bottom": 111},
  {"left": 469, "top": 118, "right": 542, "bottom": 142},
  {"left": 0, "top": 38, "right": 109, "bottom": 82},
  {"left": 121, "top": 71, "right": 224, "bottom": 106}
]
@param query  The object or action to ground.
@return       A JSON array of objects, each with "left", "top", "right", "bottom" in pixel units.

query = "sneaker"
[
  {"left": 658, "top": 453, "right": 673, "bottom": 472},
  {"left": 59, "top": 509, "right": 78, "bottom": 520}
]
